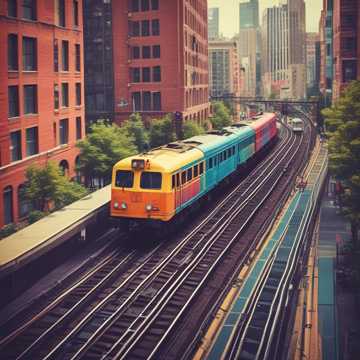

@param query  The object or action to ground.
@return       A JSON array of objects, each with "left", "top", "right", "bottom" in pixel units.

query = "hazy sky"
[{"left": 208, "top": 0, "right": 322, "bottom": 36}]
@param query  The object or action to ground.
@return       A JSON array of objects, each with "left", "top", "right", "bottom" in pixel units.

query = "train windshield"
[
  {"left": 140, "top": 172, "right": 162, "bottom": 190},
  {"left": 115, "top": 170, "right": 134, "bottom": 188}
]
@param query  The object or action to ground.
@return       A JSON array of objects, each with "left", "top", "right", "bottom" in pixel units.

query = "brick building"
[
  {"left": 332, "top": 0, "right": 360, "bottom": 101},
  {"left": 0, "top": 0, "right": 85, "bottom": 227},
  {"left": 111, "top": 0, "right": 210, "bottom": 126}
]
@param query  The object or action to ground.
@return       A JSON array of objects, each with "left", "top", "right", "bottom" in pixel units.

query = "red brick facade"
[
  {"left": 0, "top": 0, "right": 85, "bottom": 227},
  {"left": 332, "top": 0, "right": 360, "bottom": 100},
  {"left": 112, "top": 0, "right": 210, "bottom": 125}
]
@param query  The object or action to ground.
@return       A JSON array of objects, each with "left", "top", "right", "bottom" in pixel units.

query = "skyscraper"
[
  {"left": 208, "top": 7, "right": 219, "bottom": 40},
  {"left": 239, "top": 0, "right": 259, "bottom": 30},
  {"left": 261, "top": 0, "right": 306, "bottom": 99},
  {"left": 237, "top": 0, "right": 260, "bottom": 96}
]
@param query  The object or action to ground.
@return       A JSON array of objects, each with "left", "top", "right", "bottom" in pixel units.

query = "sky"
[{"left": 208, "top": 0, "right": 322, "bottom": 36}]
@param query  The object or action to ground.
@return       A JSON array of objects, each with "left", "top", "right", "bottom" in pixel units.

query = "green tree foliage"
[
  {"left": 122, "top": 113, "right": 149, "bottom": 152},
  {"left": 182, "top": 121, "right": 205, "bottom": 139},
  {"left": 76, "top": 120, "right": 137, "bottom": 184},
  {"left": 149, "top": 115, "right": 177, "bottom": 147},
  {"left": 210, "top": 101, "right": 232, "bottom": 130},
  {"left": 323, "top": 81, "right": 360, "bottom": 242},
  {"left": 24, "top": 162, "right": 88, "bottom": 212}
]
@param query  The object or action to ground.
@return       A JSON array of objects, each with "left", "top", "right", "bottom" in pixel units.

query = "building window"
[
  {"left": 141, "top": 0, "right": 149, "bottom": 11},
  {"left": 76, "top": 117, "right": 82, "bottom": 140},
  {"left": 132, "top": 46, "right": 140, "bottom": 59},
  {"left": 141, "top": 20, "right": 150, "bottom": 36},
  {"left": 56, "top": 0, "right": 65, "bottom": 27},
  {"left": 3, "top": 186, "right": 14, "bottom": 225},
  {"left": 130, "top": 0, "right": 139, "bottom": 12},
  {"left": 61, "top": 83, "right": 69, "bottom": 107},
  {"left": 342, "top": 37, "right": 357, "bottom": 52},
  {"left": 22, "top": 0, "right": 36, "bottom": 20},
  {"left": 26, "top": 126, "right": 38, "bottom": 156},
  {"left": 131, "top": 68, "right": 141, "bottom": 83},
  {"left": 8, "top": 86, "right": 19, "bottom": 118},
  {"left": 62, "top": 40, "right": 69, "bottom": 71},
  {"left": 130, "top": 21, "right": 140, "bottom": 36},
  {"left": 153, "top": 91, "right": 161, "bottom": 110},
  {"left": 343, "top": 60, "right": 357, "bottom": 82},
  {"left": 152, "top": 19, "right": 160, "bottom": 35},
  {"left": 142, "top": 46, "right": 151, "bottom": 58},
  {"left": 143, "top": 91, "right": 151, "bottom": 110},
  {"left": 59, "top": 119, "right": 69, "bottom": 144},
  {"left": 10, "top": 130, "right": 22, "bottom": 161},
  {"left": 151, "top": 0, "right": 159, "bottom": 10},
  {"left": 73, "top": 0, "right": 79, "bottom": 26},
  {"left": 142, "top": 67, "right": 150, "bottom": 82},
  {"left": 8, "top": 34, "right": 18, "bottom": 70},
  {"left": 132, "top": 92, "right": 141, "bottom": 111},
  {"left": 23, "top": 85, "right": 37, "bottom": 114},
  {"left": 153, "top": 45, "right": 160, "bottom": 58},
  {"left": 54, "top": 84, "right": 59, "bottom": 109},
  {"left": 76, "top": 83, "right": 81, "bottom": 105},
  {"left": 23, "top": 37, "right": 37, "bottom": 71},
  {"left": 75, "top": 44, "right": 81, "bottom": 71},
  {"left": 54, "top": 39, "right": 59, "bottom": 72},
  {"left": 18, "top": 184, "right": 31, "bottom": 218},
  {"left": 153, "top": 66, "right": 161, "bottom": 82},
  {"left": 8, "top": 0, "right": 17, "bottom": 17},
  {"left": 59, "top": 159, "right": 69, "bottom": 176}
]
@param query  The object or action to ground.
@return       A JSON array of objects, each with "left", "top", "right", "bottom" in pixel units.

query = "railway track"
[{"left": 0, "top": 120, "right": 306, "bottom": 360}]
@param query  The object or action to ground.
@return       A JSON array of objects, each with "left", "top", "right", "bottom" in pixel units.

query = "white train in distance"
[{"left": 291, "top": 118, "right": 304, "bottom": 133}]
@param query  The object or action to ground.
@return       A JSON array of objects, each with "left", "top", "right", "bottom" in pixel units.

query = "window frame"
[
  {"left": 140, "top": 171, "right": 162, "bottom": 190},
  {"left": 25, "top": 126, "right": 38, "bottom": 156},
  {"left": 8, "top": 85, "right": 20, "bottom": 118},
  {"left": 115, "top": 170, "right": 134, "bottom": 188},
  {"left": 8, "top": 34, "right": 18, "bottom": 71},
  {"left": 23, "top": 84, "right": 37, "bottom": 114}
]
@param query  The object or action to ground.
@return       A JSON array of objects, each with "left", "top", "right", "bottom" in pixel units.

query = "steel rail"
[
  {"left": 93, "top": 128, "right": 303, "bottom": 360},
  {"left": 114, "top": 130, "right": 303, "bottom": 360}
]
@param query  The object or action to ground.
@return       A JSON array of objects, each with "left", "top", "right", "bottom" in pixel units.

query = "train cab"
[{"left": 111, "top": 144, "right": 204, "bottom": 223}]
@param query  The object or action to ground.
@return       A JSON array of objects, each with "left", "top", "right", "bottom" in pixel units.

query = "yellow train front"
[{"left": 110, "top": 143, "right": 205, "bottom": 225}]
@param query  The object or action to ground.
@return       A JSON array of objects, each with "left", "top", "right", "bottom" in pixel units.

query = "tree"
[
  {"left": 122, "top": 113, "right": 149, "bottom": 152},
  {"left": 323, "top": 80, "right": 360, "bottom": 243},
  {"left": 149, "top": 115, "right": 177, "bottom": 147},
  {"left": 77, "top": 120, "right": 137, "bottom": 186},
  {"left": 25, "top": 162, "right": 88, "bottom": 212},
  {"left": 182, "top": 121, "right": 205, "bottom": 139},
  {"left": 210, "top": 101, "right": 232, "bottom": 130}
]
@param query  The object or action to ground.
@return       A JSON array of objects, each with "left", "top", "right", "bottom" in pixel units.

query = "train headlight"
[
  {"left": 114, "top": 201, "right": 119, "bottom": 209},
  {"left": 145, "top": 204, "right": 152, "bottom": 212},
  {"left": 121, "top": 202, "right": 127, "bottom": 210}
]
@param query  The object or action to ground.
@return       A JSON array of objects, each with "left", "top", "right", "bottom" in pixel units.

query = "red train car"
[{"left": 248, "top": 113, "right": 278, "bottom": 152}]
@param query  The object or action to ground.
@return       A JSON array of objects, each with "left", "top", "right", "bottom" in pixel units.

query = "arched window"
[
  {"left": 18, "top": 184, "right": 31, "bottom": 218},
  {"left": 3, "top": 186, "right": 13, "bottom": 225},
  {"left": 59, "top": 160, "right": 69, "bottom": 177}
]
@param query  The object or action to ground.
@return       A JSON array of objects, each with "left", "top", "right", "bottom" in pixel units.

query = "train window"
[
  {"left": 199, "top": 162, "right": 204, "bottom": 174},
  {"left": 115, "top": 170, "right": 134, "bottom": 188},
  {"left": 194, "top": 165, "right": 199, "bottom": 177},
  {"left": 224, "top": 150, "right": 227, "bottom": 161},
  {"left": 172, "top": 175, "right": 175, "bottom": 189},
  {"left": 209, "top": 158, "right": 213, "bottom": 169},
  {"left": 227, "top": 148, "right": 231, "bottom": 157},
  {"left": 232, "top": 146, "right": 235, "bottom": 155},
  {"left": 181, "top": 171, "right": 187, "bottom": 184},
  {"left": 187, "top": 168, "right": 193, "bottom": 181},
  {"left": 214, "top": 157, "right": 217, "bottom": 166},
  {"left": 176, "top": 173, "right": 180, "bottom": 187},
  {"left": 140, "top": 172, "right": 162, "bottom": 189},
  {"left": 219, "top": 153, "right": 222, "bottom": 163}
]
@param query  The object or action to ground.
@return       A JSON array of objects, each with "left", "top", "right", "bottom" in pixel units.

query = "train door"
[{"left": 174, "top": 173, "right": 181, "bottom": 210}]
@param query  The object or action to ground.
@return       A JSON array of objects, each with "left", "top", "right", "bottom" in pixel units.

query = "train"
[
  {"left": 111, "top": 112, "right": 278, "bottom": 225},
  {"left": 291, "top": 118, "right": 304, "bottom": 133}
]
